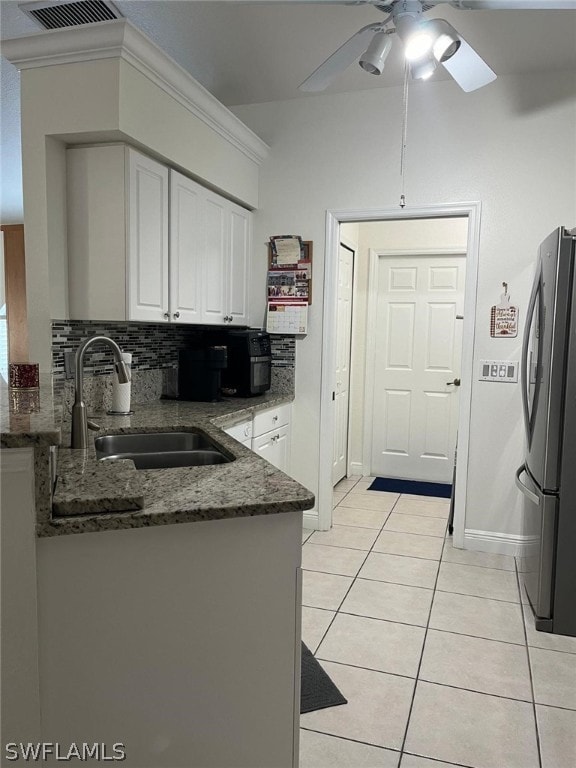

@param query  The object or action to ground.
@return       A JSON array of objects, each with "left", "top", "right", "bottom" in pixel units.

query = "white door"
[
  {"left": 332, "top": 244, "right": 354, "bottom": 485},
  {"left": 370, "top": 253, "right": 466, "bottom": 483},
  {"left": 169, "top": 171, "right": 203, "bottom": 323},
  {"left": 127, "top": 149, "right": 169, "bottom": 323}
]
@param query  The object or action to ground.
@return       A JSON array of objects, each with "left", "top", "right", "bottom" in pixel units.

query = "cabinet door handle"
[
  {"left": 272, "top": 415, "right": 278, "bottom": 422},
  {"left": 173, "top": 312, "right": 180, "bottom": 319},
  {"left": 163, "top": 312, "right": 170, "bottom": 319}
]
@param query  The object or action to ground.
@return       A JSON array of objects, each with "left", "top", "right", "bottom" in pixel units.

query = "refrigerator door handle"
[
  {"left": 521, "top": 263, "right": 542, "bottom": 444},
  {"left": 515, "top": 463, "right": 540, "bottom": 505}
]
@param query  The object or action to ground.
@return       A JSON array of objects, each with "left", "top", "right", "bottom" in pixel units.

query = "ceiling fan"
[{"left": 299, "top": 0, "right": 576, "bottom": 93}]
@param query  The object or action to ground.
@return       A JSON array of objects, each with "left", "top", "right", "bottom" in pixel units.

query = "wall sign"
[{"left": 490, "top": 282, "right": 518, "bottom": 338}]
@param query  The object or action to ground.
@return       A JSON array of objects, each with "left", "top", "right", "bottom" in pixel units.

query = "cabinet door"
[
  {"left": 202, "top": 193, "right": 228, "bottom": 324},
  {"left": 227, "top": 203, "right": 251, "bottom": 326},
  {"left": 127, "top": 150, "right": 170, "bottom": 322},
  {"left": 252, "top": 425, "right": 290, "bottom": 472},
  {"left": 170, "top": 171, "right": 203, "bottom": 323}
]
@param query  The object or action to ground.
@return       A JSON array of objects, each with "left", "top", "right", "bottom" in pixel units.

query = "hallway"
[{"left": 300, "top": 477, "right": 576, "bottom": 768}]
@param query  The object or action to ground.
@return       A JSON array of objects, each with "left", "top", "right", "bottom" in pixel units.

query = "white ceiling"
[
  {"left": 1, "top": 1, "right": 575, "bottom": 219},
  {"left": 96, "top": 1, "right": 576, "bottom": 103}
]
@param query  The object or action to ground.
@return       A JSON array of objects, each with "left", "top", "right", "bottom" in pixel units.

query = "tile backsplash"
[{"left": 52, "top": 320, "right": 295, "bottom": 390}]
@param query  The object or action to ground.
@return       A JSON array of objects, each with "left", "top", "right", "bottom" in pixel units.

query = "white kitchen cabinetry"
[
  {"left": 36, "top": 509, "right": 303, "bottom": 768},
  {"left": 168, "top": 170, "right": 203, "bottom": 323},
  {"left": 203, "top": 190, "right": 250, "bottom": 326},
  {"left": 223, "top": 419, "right": 253, "bottom": 448},
  {"left": 252, "top": 404, "right": 292, "bottom": 473},
  {"left": 67, "top": 145, "right": 251, "bottom": 325}
]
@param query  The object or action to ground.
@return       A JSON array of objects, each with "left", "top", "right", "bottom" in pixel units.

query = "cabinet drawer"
[
  {"left": 224, "top": 420, "right": 253, "bottom": 443},
  {"left": 253, "top": 404, "right": 291, "bottom": 437}
]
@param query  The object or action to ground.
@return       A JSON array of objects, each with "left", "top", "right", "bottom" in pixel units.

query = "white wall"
[{"left": 233, "top": 70, "right": 576, "bottom": 541}]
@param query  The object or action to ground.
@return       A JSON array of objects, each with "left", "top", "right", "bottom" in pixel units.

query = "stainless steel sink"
[{"left": 94, "top": 431, "right": 232, "bottom": 470}]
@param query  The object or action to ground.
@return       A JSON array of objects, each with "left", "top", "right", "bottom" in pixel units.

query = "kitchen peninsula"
[{"left": 1, "top": 380, "right": 313, "bottom": 768}]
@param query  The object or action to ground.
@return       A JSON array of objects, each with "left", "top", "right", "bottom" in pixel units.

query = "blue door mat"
[{"left": 368, "top": 477, "right": 452, "bottom": 498}]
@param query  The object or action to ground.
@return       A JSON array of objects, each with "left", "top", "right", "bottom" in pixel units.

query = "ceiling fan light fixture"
[
  {"left": 427, "top": 19, "right": 461, "bottom": 63},
  {"left": 410, "top": 52, "right": 438, "bottom": 81},
  {"left": 404, "top": 28, "right": 433, "bottom": 61},
  {"left": 395, "top": 13, "right": 433, "bottom": 62},
  {"left": 359, "top": 31, "right": 393, "bottom": 75}
]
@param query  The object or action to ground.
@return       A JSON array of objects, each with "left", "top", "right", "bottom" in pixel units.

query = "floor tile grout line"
[
  {"left": 515, "top": 561, "right": 544, "bottom": 768},
  {"left": 439, "top": 559, "right": 523, "bottom": 575},
  {"left": 299, "top": 725, "right": 401, "bottom": 755},
  {"left": 408, "top": 677, "right": 536, "bottom": 707},
  {"left": 426, "top": 624, "right": 528, "bottom": 649},
  {"left": 398, "top": 515, "right": 448, "bottom": 762},
  {"left": 312, "top": 657, "right": 539, "bottom": 706},
  {"left": 435, "top": 587, "right": 522, "bottom": 605},
  {"left": 312, "top": 493, "right": 403, "bottom": 660},
  {"left": 400, "top": 750, "right": 477, "bottom": 768},
  {"left": 529, "top": 701, "right": 576, "bottom": 714}
]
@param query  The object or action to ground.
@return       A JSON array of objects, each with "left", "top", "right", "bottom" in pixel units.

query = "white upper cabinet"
[
  {"left": 203, "top": 192, "right": 228, "bottom": 324},
  {"left": 203, "top": 191, "right": 250, "bottom": 326},
  {"left": 228, "top": 205, "right": 250, "bottom": 326},
  {"left": 67, "top": 144, "right": 251, "bottom": 325},
  {"left": 169, "top": 171, "right": 203, "bottom": 324},
  {"left": 127, "top": 150, "right": 170, "bottom": 323}
]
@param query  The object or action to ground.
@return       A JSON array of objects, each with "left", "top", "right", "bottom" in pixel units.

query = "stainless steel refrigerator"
[{"left": 516, "top": 226, "right": 576, "bottom": 637}]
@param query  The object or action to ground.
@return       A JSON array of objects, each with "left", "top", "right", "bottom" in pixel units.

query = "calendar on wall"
[
  {"left": 266, "top": 236, "right": 312, "bottom": 335},
  {"left": 267, "top": 303, "right": 308, "bottom": 334}
]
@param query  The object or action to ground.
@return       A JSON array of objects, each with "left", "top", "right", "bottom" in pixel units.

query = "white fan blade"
[
  {"left": 451, "top": 1, "right": 576, "bottom": 9},
  {"left": 442, "top": 36, "right": 497, "bottom": 91},
  {"left": 299, "top": 23, "right": 383, "bottom": 92}
]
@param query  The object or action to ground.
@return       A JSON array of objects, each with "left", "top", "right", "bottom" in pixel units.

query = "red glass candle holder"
[{"left": 9, "top": 362, "right": 40, "bottom": 390}]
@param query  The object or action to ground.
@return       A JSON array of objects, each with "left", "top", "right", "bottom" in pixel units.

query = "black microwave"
[{"left": 220, "top": 330, "right": 272, "bottom": 397}]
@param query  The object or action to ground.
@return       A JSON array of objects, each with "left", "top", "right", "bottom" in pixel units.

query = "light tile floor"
[{"left": 300, "top": 476, "right": 576, "bottom": 768}]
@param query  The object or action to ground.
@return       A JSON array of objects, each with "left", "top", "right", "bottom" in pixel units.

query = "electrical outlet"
[
  {"left": 479, "top": 360, "right": 518, "bottom": 383},
  {"left": 64, "top": 350, "right": 75, "bottom": 380}
]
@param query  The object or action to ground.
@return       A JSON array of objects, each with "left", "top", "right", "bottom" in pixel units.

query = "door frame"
[
  {"left": 333, "top": 238, "right": 356, "bottom": 483},
  {"left": 318, "top": 202, "right": 482, "bottom": 548},
  {"left": 363, "top": 246, "right": 467, "bottom": 484}
]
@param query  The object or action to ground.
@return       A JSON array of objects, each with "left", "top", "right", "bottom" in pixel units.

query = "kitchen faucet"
[{"left": 71, "top": 335, "right": 131, "bottom": 449}]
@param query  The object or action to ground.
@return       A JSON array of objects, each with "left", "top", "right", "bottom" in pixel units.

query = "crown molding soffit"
[{"left": 2, "top": 19, "right": 269, "bottom": 165}]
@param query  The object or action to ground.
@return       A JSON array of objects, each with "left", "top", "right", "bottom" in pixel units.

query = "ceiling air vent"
[{"left": 19, "top": 0, "right": 121, "bottom": 30}]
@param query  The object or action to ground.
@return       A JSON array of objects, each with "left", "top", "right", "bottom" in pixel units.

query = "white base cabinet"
[
  {"left": 224, "top": 405, "right": 292, "bottom": 474},
  {"left": 224, "top": 419, "right": 253, "bottom": 448},
  {"left": 36, "top": 513, "right": 303, "bottom": 768},
  {"left": 252, "top": 404, "right": 292, "bottom": 474},
  {"left": 67, "top": 144, "right": 251, "bottom": 325}
]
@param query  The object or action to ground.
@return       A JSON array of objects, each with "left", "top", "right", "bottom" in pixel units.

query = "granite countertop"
[
  {"left": 1, "top": 384, "right": 314, "bottom": 537},
  {"left": 0, "top": 379, "right": 63, "bottom": 448}
]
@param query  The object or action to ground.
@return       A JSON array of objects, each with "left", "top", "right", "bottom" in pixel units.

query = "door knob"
[{"left": 447, "top": 378, "right": 461, "bottom": 386}]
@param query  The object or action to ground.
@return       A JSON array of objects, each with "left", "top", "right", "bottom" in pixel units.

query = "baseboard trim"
[
  {"left": 464, "top": 528, "right": 536, "bottom": 557},
  {"left": 303, "top": 510, "right": 319, "bottom": 530},
  {"left": 348, "top": 462, "right": 365, "bottom": 477}
]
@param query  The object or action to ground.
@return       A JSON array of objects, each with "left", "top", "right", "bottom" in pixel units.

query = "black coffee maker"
[{"left": 178, "top": 346, "right": 227, "bottom": 402}]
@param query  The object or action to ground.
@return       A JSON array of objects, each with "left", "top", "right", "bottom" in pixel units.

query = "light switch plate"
[{"left": 479, "top": 360, "right": 518, "bottom": 383}]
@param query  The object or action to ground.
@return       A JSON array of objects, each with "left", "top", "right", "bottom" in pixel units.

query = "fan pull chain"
[{"left": 399, "top": 61, "right": 410, "bottom": 209}]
